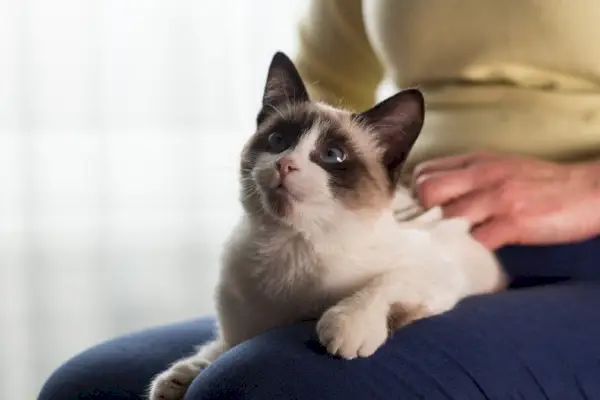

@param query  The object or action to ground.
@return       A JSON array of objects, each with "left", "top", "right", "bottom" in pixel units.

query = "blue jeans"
[{"left": 38, "top": 237, "right": 600, "bottom": 399}]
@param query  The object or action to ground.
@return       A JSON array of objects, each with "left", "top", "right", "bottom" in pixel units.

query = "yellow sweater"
[{"left": 294, "top": 0, "right": 600, "bottom": 172}]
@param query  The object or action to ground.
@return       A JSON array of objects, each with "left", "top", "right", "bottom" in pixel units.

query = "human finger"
[
  {"left": 415, "top": 163, "right": 507, "bottom": 208},
  {"left": 441, "top": 187, "right": 501, "bottom": 227},
  {"left": 412, "top": 151, "right": 495, "bottom": 185},
  {"left": 471, "top": 217, "right": 518, "bottom": 250}
]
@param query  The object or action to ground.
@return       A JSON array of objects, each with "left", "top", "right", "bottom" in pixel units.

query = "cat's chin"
[{"left": 260, "top": 187, "right": 297, "bottom": 220}]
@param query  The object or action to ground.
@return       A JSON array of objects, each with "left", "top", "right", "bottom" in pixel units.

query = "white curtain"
[{"left": 0, "top": 1, "right": 309, "bottom": 398}]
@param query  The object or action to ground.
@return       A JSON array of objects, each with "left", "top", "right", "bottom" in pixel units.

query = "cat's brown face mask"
[{"left": 239, "top": 52, "right": 425, "bottom": 228}]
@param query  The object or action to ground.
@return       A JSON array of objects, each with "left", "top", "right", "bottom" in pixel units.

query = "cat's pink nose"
[{"left": 277, "top": 157, "right": 298, "bottom": 178}]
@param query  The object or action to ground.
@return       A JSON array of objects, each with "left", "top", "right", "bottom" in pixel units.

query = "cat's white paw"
[
  {"left": 148, "top": 358, "right": 210, "bottom": 400},
  {"left": 317, "top": 301, "right": 388, "bottom": 360}
]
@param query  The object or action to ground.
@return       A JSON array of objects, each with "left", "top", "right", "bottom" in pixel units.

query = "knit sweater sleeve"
[{"left": 293, "top": 0, "right": 384, "bottom": 112}]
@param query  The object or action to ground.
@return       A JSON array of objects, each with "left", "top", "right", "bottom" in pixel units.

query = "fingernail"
[{"left": 415, "top": 174, "right": 430, "bottom": 186}]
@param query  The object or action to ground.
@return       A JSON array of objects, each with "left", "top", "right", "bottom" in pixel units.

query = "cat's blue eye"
[
  {"left": 267, "top": 132, "right": 289, "bottom": 153},
  {"left": 321, "top": 146, "right": 346, "bottom": 164}
]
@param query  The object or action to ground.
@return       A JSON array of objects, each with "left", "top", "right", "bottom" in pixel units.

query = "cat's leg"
[
  {"left": 316, "top": 290, "right": 391, "bottom": 360},
  {"left": 317, "top": 270, "right": 461, "bottom": 360},
  {"left": 148, "top": 336, "right": 227, "bottom": 400}
]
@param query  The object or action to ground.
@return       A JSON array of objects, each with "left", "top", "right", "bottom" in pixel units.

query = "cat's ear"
[
  {"left": 261, "top": 52, "right": 309, "bottom": 111},
  {"left": 357, "top": 88, "right": 425, "bottom": 186}
]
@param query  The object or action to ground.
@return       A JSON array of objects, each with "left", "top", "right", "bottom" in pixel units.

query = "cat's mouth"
[
  {"left": 273, "top": 182, "right": 299, "bottom": 201},
  {"left": 261, "top": 184, "right": 295, "bottom": 218},
  {"left": 255, "top": 171, "right": 303, "bottom": 217}
]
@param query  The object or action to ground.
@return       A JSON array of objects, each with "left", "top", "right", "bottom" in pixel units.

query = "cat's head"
[{"left": 240, "top": 52, "right": 424, "bottom": 230}]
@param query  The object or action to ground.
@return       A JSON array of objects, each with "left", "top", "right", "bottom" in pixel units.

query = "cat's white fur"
[{"left": 148, "top": 111, "right": 506, "bottom": 400}]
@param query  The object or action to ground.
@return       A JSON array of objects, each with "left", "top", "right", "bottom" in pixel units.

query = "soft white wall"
[{"left": 0, "top": 1, "right": 313, "bottom": 398}]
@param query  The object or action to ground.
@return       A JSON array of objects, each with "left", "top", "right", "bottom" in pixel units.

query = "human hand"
[{"left": 413, "top": 151, "right": 600, "bottom": 250}]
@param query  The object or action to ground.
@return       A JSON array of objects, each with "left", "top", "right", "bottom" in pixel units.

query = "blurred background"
[{"left": 0, "top": 0, "right": 346, "bottom": 398}]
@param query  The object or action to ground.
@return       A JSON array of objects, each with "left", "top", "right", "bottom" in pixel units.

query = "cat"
[{"left": 148, "top": 51, "right": 507, "bottom": 400}]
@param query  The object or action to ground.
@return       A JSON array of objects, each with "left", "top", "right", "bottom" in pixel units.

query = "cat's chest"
[
  {"left": 243, "top": 232, "right": 395, "bottom": 316},
  {"left": 315, "top": 231, "right": 400, "bottom": 292},
  {"left": 227, "top": 230, "right": 324, "bottom": 300},
  {"left": 225, "top": 218, "right": 435, "bottom": 306}
]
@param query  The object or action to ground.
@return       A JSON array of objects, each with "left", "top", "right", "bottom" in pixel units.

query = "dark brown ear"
[
  {"left": 258, "top": 52, "right": 309, "bottom": 124},
  {"left": 357, "top": 88, "right": 425, "bottom": 187}
]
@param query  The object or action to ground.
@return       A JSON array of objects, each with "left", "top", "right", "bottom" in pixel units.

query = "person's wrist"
[
  {"left": 570, "top": 159, "right": 600, "bottom": 183},
  {"left": 573, "top": 160, "right": 600, "bottom": 232},
  {"left": 582, "top": 160, "right": 600, "bottom": 193},
  {"left": 589, "top": 162, "right": 600, "bottom": 237},
  {"left": 591, "top": 161, "right": 600, "bottom": 204}
]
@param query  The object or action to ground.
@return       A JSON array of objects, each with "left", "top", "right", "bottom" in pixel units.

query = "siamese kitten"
[{"left": 149, "top": 52, "right": 506, "bottom": 400}]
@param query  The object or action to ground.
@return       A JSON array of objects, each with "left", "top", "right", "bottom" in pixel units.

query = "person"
[{"left": 38, "top": 1, "right": 600, "bottom": 399}]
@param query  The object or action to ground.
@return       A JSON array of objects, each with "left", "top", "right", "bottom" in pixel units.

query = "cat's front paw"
[
  {"left": 148, "top": 358, "right": 210, "bottom": 400},
  {"left": 317, "top": 301, "right": 388, "bottom": 360}
]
